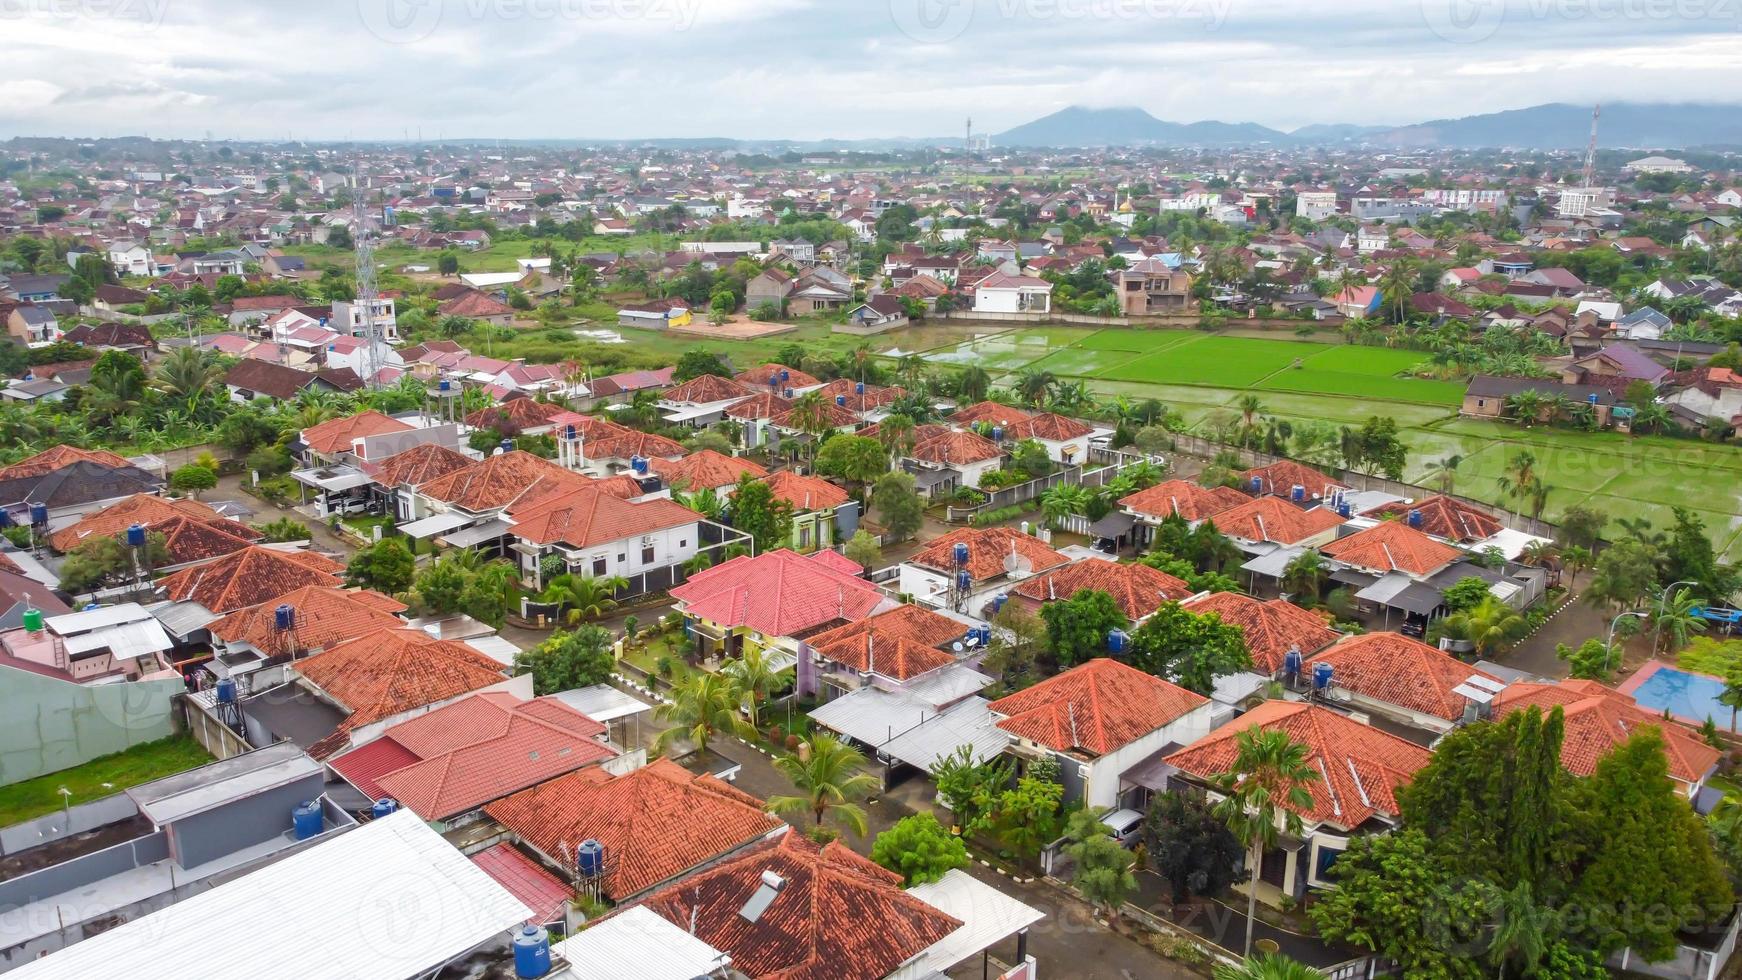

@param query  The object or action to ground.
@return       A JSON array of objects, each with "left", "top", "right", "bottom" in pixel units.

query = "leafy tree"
[
  {"left": 58, "top": 532, "right": 169, "bottom": 594},
  {"left": 513, "top": 626, "right": 614, "bottom": 695},
  {"left": 1310, "top": 830, "right": 1489, "bottom": 979},
  {"left": 769, "top": 734, "right": 880, "bottom": 836},
  {"left": 1279, "top": 549, "right": 1329, "bottom": 605},
  {"left": 1039, "top": 588, "right": 1125, "bottom": 668},
  {"left": 254, "top": 517, "right": 310, "bottom": 543},
  {"left": 1441, "top": 576, "right": 1494, "bottom": 614},
  {"left": 930, "top": 744, "right": 1014, "bottom": 834},
  {"left": 982, "top": 604, "right": 1046, "bottom": 690},
  {"left": 411, "top": 557, "right": 471, "bottom": 616},
  {"left": 956, "top": 365, "right": 992, "bottom": 402},
  {"left": 1214, "top": 727, "right": 1316, "bottom": 958},
  {"left": 654, "top": 672, "right": 749, "bottom": 753},
  {"left": 1127, "top": 602, "right": 1252, "bottom": 694},
  {"left": 1583, "top": 538, "right": 1660, "bottom": 613},
  {"left": 344, "top": 537, "right": 415, "bottom": 594},
  {"left": 871, "top": 813, "right": 970, "bottom": 885},
  {"left": 1062, "top": 807, "right": 1139, "bottom": 920},
  {"left": 169, "top": 463, "right": 218, "bottom": 497},
  {"left": 842, "top": 529, "right": 881, "bottom": 571},
  {"left": 673, "top": 349, "right": 730, "bottom": 382},
  {"left": 1143, "top": 792, "right": 1244, "bottom": 905},
  {"left": 1008, "top": 439, "right": 1053, "bottom": 479},
  {"left": 1213, "top": 954, "right": 1328, "bottom": 980},
  {"left": 871, "top": 471, "right": 923, "bottom": 542},
  {"left": 1555, "top": 638, "right": 1612, "bottom": 681},
  {"left": 1664, "top": 507, "right": 1740, "bottom": 603},
  {"left": 729, "top": 473, "right": 795, "bottom": 553},
  {"left": 991, "top": 776, "right": 1065, "bottom": 870},
  {"left": 1557, "top": 503, "right": 1607, "bottom": 551},
  {"left": 813, "top": 434, "right": 888, "bottom": 496}
]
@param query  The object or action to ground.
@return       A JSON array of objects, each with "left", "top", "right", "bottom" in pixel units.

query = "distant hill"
[
  {"left": 994, "top": 106, "right": 1288, "bottom": 148},
  {"left": 991, "top": 102, "right": 1742, "bottom": 150}
]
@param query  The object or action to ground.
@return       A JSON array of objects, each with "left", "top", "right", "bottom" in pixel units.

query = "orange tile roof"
[
  {"left": 48, "top": 493, "right": 230, "bottom": 552},
  {"left": 812, "top": 378, "right": 905, "bottom": 413},
  {"left": 370, "top": 693, "right": 617, "bottom": 819},
  {"left": 1012, "top": 560, "right": 1192, "bottom": 621},
  {"left": 1120, "top": 480, "right": 1249, "bottom": 522},
  {"left": 150, "top": 515, "right": 263, "bottom": 565},
  {"left": 951, "top": 401, "right": 1033, "bottom": 426},
  {"left": 909, "top": 429, "right": 1003, "bottom": 466},
  {"left": 990, "top": 658, "right": 1208, "bottom": 756},
  {"left": 1305, "top": 632, "right": 1501, "bottom": 721},
  {"left": 636, "top": 831, "right": 960, "bottom": 980},
  {"left": 1494, "top": 679, "right": 1720, "bottom": 782},
  {"left": 1002, "top": 411, "right": 1093, "bottom": 442},
  {"left": 586, "top": 474, "right": 647, "bottom": 499},
  {"left": 368, "top": 443, "right": 475, "bottom": 488},
  {"left": 770, "top": 401, "right": 861, "bottom": 431},
  {"left": 465, "top": 398, "right": 565, "bottom": 432},
  {"left": 0, "top": 445, "right": 132, "bottom": 481},
  {"left": 735, "top": 363, "right": 822, "bottom": 388},
  {"left": 301, "top": 410, "right": 413, "bottom": 455},
  {"left": 1366, "top": 495, "right": 1503, "bottom": 544},
  {"left": 759, "top": 470, "right": 850, "bottom": 511},
  {"left": 546, "top": 411, "right": 631, "bottom": 442},
  {"left": 586, "top": 429, "right": 689, "bottom": 461},
  {"left": 1238, "top": 459, "right": 1349, "bottom": 497},
  {"left": 208, "top": 585, "right": 406, "bottom": 654},
  {"left": 671, "top": 549, "right": 884, "bottom": 638},
  {"left": 1164, "top": 700, "right": 1432, "bottom": 828},
  {"left": 488, "top": 758, "right": 782, "bottom": 900},
  {"left": 805, "top": 604, "right": 965, "bottom": 680},
  {"left": 1322, "top": 520, "right": 1465, "bottom": 576},
  {"left": 724, "top": 391, "right": 794, "bottom": 420},
  {"left": 470, "top": 843, "right": 575, "bottom": 926},
  {"left": 1181, "top": 592, "right": 1340, "bottom": 672},
  {"left": 297, "top": 627, "right": 509, "bottom": 732},
  {"left": 649, "top": 450, "right": 767, "bottom": 491},
  {"left": 909, "top": 527, "right": 1069, "bottom": 583},
  {"left": 1209, "top": 496, "right": 1346, "bottom": 545},
  {"left": 417, "top": 450, "right": 590, "bottom": 512},
  {"left": 157, "top": 545, "right": 344, "bottom": 613},
  {"left": 662, "top": 373, "right": 755, "bottom": 404},
  {"left": 506, "top": 486, "right": 699, "bottom": 549}
]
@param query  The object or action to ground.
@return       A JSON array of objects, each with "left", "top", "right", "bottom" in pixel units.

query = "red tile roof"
[
  {"left": 636, "top": 831, "right": 960, "bottom": 980},
  {"left": 649, "top": 450, "right": 767, "bottom": 491},
  {"left": 951, "top": 401, "right": 1034, "bottom": 426},
  {"left": 662, "top": 373, "right": 755, "bottom": 404},
  {"left": 368, "top": 443, "right": 475, "bottom": 488},
  {"left": 1305, "top": 633, "right": 1500, "bottom": 721},
  {"left": 735, "top": 363, "right": 821, "bottom": 388},
  {"left": 47, "top": 493, "right": 231, "bottom": 552},
  {"left": 671, "top": 549, "right": 884, "bottom": 638},
  {"left": 0, "top": 445, "right": 132, "bottom": 481},
  {"left": 1494, "top": 679, "right": 1720, "bottom": 782},
  {"left": 208, "top": 585, "right": 406, "bottom": 654},
  {"left": 302, "top": 410, "right": 412, "bottom": 455},
  {"left": 488, "top": 758, "right": 782, "bottom": 900},
  {"left": 1366, "top": 495, "right": 1503, "bottom": 543},
  {"left": 909, "top": 429, "right": 1003, "bottom": 466},
  {"left": 417, "top": 451, "right": 591, "bottom": 512},
  {"left": 1012, "top": 560, "right": 1193, "bottom": 621},
  {"left": 327, "top": 734, "right": 420, "bottom": 801},
  {"left": 759, "top": 470, "right": 850, "bottom": 511},
  {"left": 149, "top": 515, "right": 263, "bottom": 565},
  {"left": 770, "top": 401, "right": 861, "bottom": 431},
  {"left": 1322, "top": 520, "right": 1464, "bottom": 576},
  {"left": 990, "top": 658, "right": 1208, "bottom": 757},
  {"left": 1164, "top": 700, "right": 1432, "bottom": 828},
  {"left": 1181, "top": 592, "right": 1340, "bottom": 673},
  {"left": 439, "top": 290, "right": 514, "bottom": 318},
  {"left": 1239, "top": 460, "right": 1349, "bottom": 498},
  {"left": 585, "top": 474, "right": 646, "bottom": 499},
  {"left": 1120, "top": 480, "right": 1249, "bottom": 523},
  {"left": 805, "top": 604, "right": 965, "bottom": 680},
  {"left": 909, "top": 527, "right": 1069, "bottom": 583},
  {"left": 506, "top": 486, "right": 699, "bottom": 549},
  {"left": 812, "top": 378, "right": 905, "bottom": 413},
  {"left": 725, "top": 391, "right": 794, "bottom": 420},
  {"left": 465, "top": 398, "right": 565, "bottom": 432},
  {"left": 586, "top": 429, "right": 688, "bottom": 462},
  {"left": 157, "top": 546, "right": 345, "bottom": 613},
  {"left": 297, "top": 627, "right": 508, "bottom": 733},
  {"left": 470, "top": 843, "right": 574, "bottom": 925},
  {"left": 1208, "top": 496, "right": 1346, "bottom": 545},
  {"left": 1002, "top": 411, "right": 1093, "bottom": 442}
]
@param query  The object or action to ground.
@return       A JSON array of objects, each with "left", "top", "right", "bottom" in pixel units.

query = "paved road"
[
  {"left": 214, "top": 472, "right": 359, "bottom": 557},
  {"left": 1497, "top": 579, "right": 1610, "bottom": 679}
]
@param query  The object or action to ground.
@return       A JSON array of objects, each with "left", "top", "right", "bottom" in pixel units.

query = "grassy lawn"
[
  {"left": 0, "top": 736, "right": 212, "bottom": 826},
  {"left": 621, "top": 634, "right": 702, "bottom": 687}
]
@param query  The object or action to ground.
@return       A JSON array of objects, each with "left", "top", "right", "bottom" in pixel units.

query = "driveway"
[{"left": 213, "top": 472, "right": 358, "bottom": 557}]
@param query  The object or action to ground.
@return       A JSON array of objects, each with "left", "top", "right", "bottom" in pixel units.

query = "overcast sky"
[{"left": 2, "top": 0, "right": 1739, "bottom": 141}]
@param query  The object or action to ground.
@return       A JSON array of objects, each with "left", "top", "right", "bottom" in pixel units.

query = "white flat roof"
[
  {"left": 399, "top": 511, "right": 474, "bottom": 539},
  {"left": 550, "top": 906, "right": 729, "bottom": 980},
  {"left": 551, "top": 684, "right": 652, "bottom": 723},
  {"left": 8, "top": 810, "right": 532, "bottom": 980},
  {"left": 907, "top": 869, "right": 1046, "bottom": 972}
]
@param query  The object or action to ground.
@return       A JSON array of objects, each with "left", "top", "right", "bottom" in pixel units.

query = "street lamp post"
[
  {"left": 1654, "top": 580, "right": 1700, "bottom": 653},
  {"left": 1605, "top": 610, "right": 1649, "bottom": 674}
]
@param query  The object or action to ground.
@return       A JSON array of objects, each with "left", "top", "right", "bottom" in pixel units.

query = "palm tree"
[
  {"left": 1525, "top": 480, "right": 1553, "bottom": 521},
  {"left": 654, "top": 672, "right": 749, "bottom": 754},
  {"left": 785, "top": 391, "right": 835, "bottom": 460},
  {"left": 1654, "top": 587, "right": 1710, "bottom": 653},
  {"left": 1235, "top": 394, "right": 1266, "bottom": 446},
  {"left": 956, "top": 365, "right": 992, "bottom": 403},
  {"left": 1484, "top": 880, "right": 1555, "bottom": 978},
  {"left": 151, "top": 346, "right": 225, "bottom": 406},
  {"left": 1280, "top": 550, "right": 1329, "bottom": 606},
  {"left": 1213, "top": 954, "right": 1327, "bottom": 980},
  {"left": 1377, "top": 259, "right": 1418, "bottom": 323},
  {"left": 1632, "top": 401, "right": 1673, "bottom": 436},
  {"left": 1560, "top": 544, "right": 1592, "bottom": 586},
  {"left": 1040, "top": 483, "right": 1091, "bottom": 528},
  {"left": 1495, "top": 450, "right": 1539, "bottom": 520},
  {"left": 1014, "top": 369, "right": 1056, "bottom": 407},
  {"left": 1424, "top": 454, "right": 1463, "bottom": 494},
  {"left": 873, "top": 413, "right": 918, "bottom": 460},
  {"left": 768, "top": 734, "right": 880, "bottom": 836},
  {"left": 1503, "top": 391, "right": 1545, "bottom": 427},
  {"left": 675, "top": 487, "right": 724, "bottom": 521},
  {"left": 539, "top": 573, "right": 628, "bottom": 624},
  {"left": 722, "top": 644, "right": 790, "bottom": 729},
  {"left": 1442, "top": 595, "right": 1527, "bottom": 658},
  {"left": 1213, "top": 727, "right": 1315, "bottom": 960}
]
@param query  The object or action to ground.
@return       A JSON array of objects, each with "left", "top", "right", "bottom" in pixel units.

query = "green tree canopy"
[
  {"left": 871, "top": 813, "right": 970, "bottom": 885},
  {"left": 1038, "top": 588, "right": 1125, "bottom": 668},
  {"left": 1127, "top": 601, "right": 1252, "bottom": 694}
]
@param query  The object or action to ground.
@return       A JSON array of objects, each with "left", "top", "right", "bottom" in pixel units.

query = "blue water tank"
[
  {"left": 1283, "top": 648, "right": 1303, "bottom": 679},
  {"left": 835, "top": 394, "right": 847, "bottom": 406},
  {"left": 500, "top": 439, "right": 515, "bottom": 453},
  {"left": 578, "top": 838, "right": 605, "bottom": 877},
  {"left": 29, "top": 502, "right": 47, "bottom": 526},
  {"left": 215, "top": 677, "right": 237, "bottom": 704},
  {"left": 768, "top": 375, "right": 779, "bottom": 388},
  {"left": 0, "top": 510, "right": 11, "bottom": 528},
  {"left": 855, "top": 382, "right": 865, "bottom": 395},
  {"left": 991, "top": 426, "right": 1004, "bottom": 442},
  {"left": 780, "top": 369, "right": 790, "bottom": 382},
  {"left": 274, "top": 604, "right": 295, "bottom": 631},
  {"left": 992, "top": 593, "right": 1009, "bottom": 612},
  {"left": 1107, "top": 629, "right": 1129, "bottom": 654},
  {"left": 439, "top": 378, "right": 451, "bottom": 392},
  {"left": 1588, "top": 393, "right": 1600, "bottom": 405},
  {"left": 126, "top": 523, "right": 147, "bottom": 547},
  {"left": 784, "top": 387, "right": 795, "bottom": 399},
  {"left": 1407, "top": 509, "right": 1423, "bottom": 528},
  {"left": 956, "top": 569, "right": 972, "bottom": 591},
  {"left": 1291, "top": 485, "right": 1305, "bottom": 503},
  {"left": 1313, "top": 662, "right": 1334, "bottom": 691},
  {"left": 1248, "top": 477, "right": 1263, "bottom": 494},
  {"left": 1338, "top": 503, "right": 1353, "bottom": 519},
  {"left": 953, "top": 542, "right": 970, "bottom": 566},
  {"left": 371, "top": 798, "right": 398, "bottom": 819},
  {"left": 291, "top": 800, "right": 322, "bottom": 840},
  {"left": 565, "top": 424, "right": 578, "bottom": 441},
  {"left": 632, "top": 456, "right": 649, "bottom": 475},
  {"left": 513, "top": 925, "right": 552, "bottom": 979}
]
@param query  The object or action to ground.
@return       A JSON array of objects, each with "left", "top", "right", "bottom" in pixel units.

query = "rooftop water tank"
[
  {"left": 578, "top": 839, "right": 605, "bottom": 877},
  {"left": 21, "top": 608, "right": 43, "bottom": 633},
  {"left": 780, "top": 369, "right": 790, "bottom": 381},
  {"left": 1248, "top": 477, "right": 1263, "bottom": 494},
  {"left": 992, "top": 593, "right": 1009, "bottom": 612},
  {"left": 1338, "top": 503, "right": 1353, "bottom": 519},
  {"left": 1283, "top": 648, "right": 1303, "bottom": 679},
  {"left": 632, "top": 456, "right": 649, "bottom": 475},
  {"left": 953, "top": 542, "right": 970, "bottom": 566},
  {"left": 29, "top": 502, "right": 47, "bottom": 526},
  {"left": 768, "top": 376, "right": 779, "bottom": 388},
  {"left": 835, "top": 395, "right": 847, "bottom": 406},
  {"left": 565, "top": 424, "right": 578, "bottom": 441},
  {"left": 1588, "top": 393, "right": 1600, "bottom": 405},
  {"left": 855, "top": 382, "right": 865, "bottom": 395},
  {"left": 371, "top": 798, "right": 398, "bottom": 819},
  {"left": 512, "top": 925, "right": 552, "bottom": 979},
  {"left": 1312, "top": 661, "right": 1334, "bottom": 691},
  {"left": 0, "top": 510, "right": 11, "bottom": 528},
  {"left": 438, "top": 378, "right": 451, "bottom": 392},
  {"left": 1291, "top": 485, "right": 1305, "bottom": 503},
  {"left": 956, "top": 569, "right": 972, "bottom": 591},
  {"left": 1408, "top": 509, "right": 1423, "bottom": 528},
  {"left": 274, "top": 604, "right": 295, "bottom": 632},
  {"left": 126, "top": 523, "right": 147, "bottom": 547},
  {"left": 291, "top": 800, "right": 322, "bottom": 841},
  {"left": 991, "top": 426, "right": 1004, "bottom": 442},
  {"left": 784, "top": 387, "right": 795, "bottom": 399},
  {"left": 1107, "top": 629, "right": 1129, "bottom": 654},
  {"left": 500, "top": 439, "right": 514, "bottom": 453},
  {"left": 215, "top": 677, "right": 237, "bottom": 704}
]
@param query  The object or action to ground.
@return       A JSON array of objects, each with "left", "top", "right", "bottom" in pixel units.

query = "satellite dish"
[
  {"left": 952, "top": 641, "right": 965, "bottom": 653},
  {"left": 1003, "top": 552, "right": 1033, "bottom": 578}
]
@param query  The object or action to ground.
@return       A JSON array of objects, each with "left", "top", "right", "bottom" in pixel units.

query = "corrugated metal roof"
[
  {"left": 551, "top": 905, "right": 728, "bottom": 980},
  {"left": 878, "top": 696, "right": 1010, "bottom": 773}
]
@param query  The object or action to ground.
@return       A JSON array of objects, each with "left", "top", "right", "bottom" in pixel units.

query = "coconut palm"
[
  {"left": 722, "top": 644, "right": 791, "bottom": 729},
  {"left": 1503, "top": 390, "right": 1546, "bottom": 427},
  {"left": 956, "top": 365, "right": 992, "bottom": 403},
  {"left": 785, "top": 391, "right": 835, "bottom": 458},
  {"left": 151, "top": 345, "right": 225, "bottom": 406},
  {"left": 1235, "top": 394, "right": 1266, "bottom": 446},
  {"left": 1214, "top": 954, "right": 1327, "bottom": 980},
  {"left": 1654, "top": 587, "right": 1710, "bottom": 653},
  {"left": 1484, "top": 880, "right": 1556, "bottom": 978},
  {"left": 1014, "top": 369, "right": 1057, "bottom": 407},
  {"left": 1441, "top": 595, "right": 1527, "bottom": 658},
  {"left": 675, "top": 487, "right": 725, "bottom": 521},
  {"left": 873, "top": 413, "right": 918, "bottom": 460},
  {"left": 1040, "top": 483, "right": 1091, "bottom": 528},
  {"left": 1424, "top": 454, "right": 1463, "bottom": 494},
  {"left": 539, "top": 573, "right": 628, "bottom": 624},
  {"left": 1213, "top": 728, "right": 1316, "bottom": 960},
  {"left": 768, "top": 734, "right": 880, "bottom": 836},
  {"left": 1280, "top": 550, "right": 1329, "bottom": 606},
  {"left": 654, "top": 672, "right": 750, "bottom": 754},
  {"left": 1632, "top": 401, "right": 1673, "bottom": 436}
]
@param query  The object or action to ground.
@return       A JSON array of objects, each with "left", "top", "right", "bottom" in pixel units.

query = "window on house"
[
  {"left": 641, "top": 545, "right": 655, "bottom": 564},
  {"left": 591, "top": 557, "right": 607, "bottom": 576}
]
